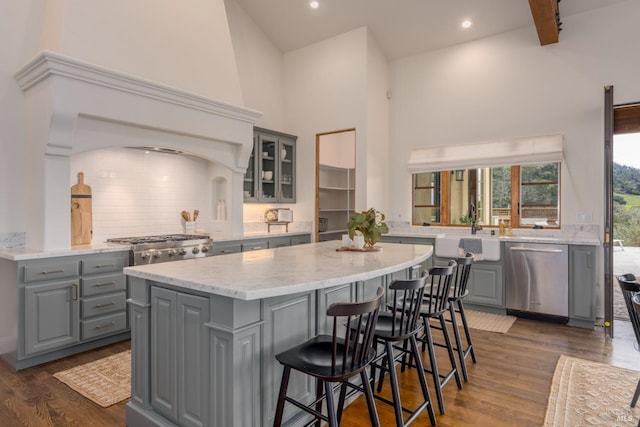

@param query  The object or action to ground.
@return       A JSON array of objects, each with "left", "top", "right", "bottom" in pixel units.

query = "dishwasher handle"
[{"left": 509, "top": 247, "right": 563, "bottom": 254}]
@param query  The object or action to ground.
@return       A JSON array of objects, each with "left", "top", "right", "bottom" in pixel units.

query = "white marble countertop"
[
  {"left": 124, "top": 241, "right": 433, "bottom": 300},
  {"left": 0, "top": 243, "right": 130, "bottom": 261},
  {"left": 0, "top": 231, "right": 312, "bottom": 261}
]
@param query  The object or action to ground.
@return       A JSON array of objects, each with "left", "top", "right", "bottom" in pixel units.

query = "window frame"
[{"left": 411, "top": 164, "right": 561, "bottom": 229}]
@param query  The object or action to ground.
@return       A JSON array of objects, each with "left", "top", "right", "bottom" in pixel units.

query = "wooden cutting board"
[{"left": 71, "top": 172, "right": 92, "bottom": 245}]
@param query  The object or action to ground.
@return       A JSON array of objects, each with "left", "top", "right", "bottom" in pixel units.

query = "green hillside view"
[{"left": 614, "top": 163, "right": 640, "bottom": 246}]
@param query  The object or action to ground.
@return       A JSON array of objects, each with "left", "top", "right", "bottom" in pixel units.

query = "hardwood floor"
[{"left": 0, "top": 319, "right": 636, "bottom": 427}]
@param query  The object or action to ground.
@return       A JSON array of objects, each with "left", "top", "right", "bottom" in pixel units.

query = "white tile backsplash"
[{"left": 71, "top": 148, "right": 217, "bottom": 242}]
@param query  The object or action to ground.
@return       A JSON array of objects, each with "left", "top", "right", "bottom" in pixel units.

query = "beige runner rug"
[
  {"left": 54, "top": 350, "right": 131, "bottom": 407},
  {"left": 544, "top": 355, "right": 640, "bottom": 426},
  {"left": 455, "top": 309, "right": 517, "bottom": 334}
]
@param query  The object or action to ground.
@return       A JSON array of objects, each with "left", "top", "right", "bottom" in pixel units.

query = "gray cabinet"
[
  {"left": 465, "top": 262, "right": 504, "bottom": 308},
  {"left": 569, "top": 245, "right": 596, "bottom": 327},
  {"left": 212, "top": 241, "right": 242, "bottom": 256},
  {"left": 151, "top": 286, "right": 209, "bottom": 427},
  {"left": 245, "top": 127, "right": 297, "bottom": 203},
  {"left": 211, "top": 234, "right": 311, "bottom": 256},
  {"left": 7, "top": 250, "right": 130, "bottom": 370},
  {"left": 262, "top": 291, "right": 317, "bottom": 426},
  {"left": 80, "top": 254, "right": 129, "bottom": 340},
  {"left": 242, "top": 238, "right": 269, "bottom": 252},
  {"left": 24, "top": 279, "right": 80, "bottom": 355}
]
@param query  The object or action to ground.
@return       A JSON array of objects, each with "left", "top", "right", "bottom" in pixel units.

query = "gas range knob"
[
  {"left": 167, "top": 249, "right": 176, "bottom": 256},
  {"left": 140, "top": 252, "right": 150, "bottom": 260},
  {"left": 192, "top": 247, "right": 200, "bottom": 254},
  {"left": 152, "top": 251, "right": 161, "bottom": 258},
  {"left": 178, "top": 248, "right": 187, "bottom": 256},
  {"left": 201, "top": 246, "right": 210, "bottom": 253}
]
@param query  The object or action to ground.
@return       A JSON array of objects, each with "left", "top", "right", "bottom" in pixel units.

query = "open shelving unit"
[{"left": 317, "top": 164, "right": 355, "bottom": 242}]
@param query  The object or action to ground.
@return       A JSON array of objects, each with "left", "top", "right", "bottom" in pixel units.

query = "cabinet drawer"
[
  {"left": 81, "top": 273, "right": 126, "bottom": 297},
  {"left": 213, "top": 243, "right": 242, "bottom": 256},
  {"left": 81, "top": 292, "right": 127, "bottom": 318},
  {"left": 291, "top": 235, "right": 311, "bottom": 246},
  {"left": 81, "top": 256, "right": 127, "bottom": 275},
  {"left": 81, "top": 312, "right": 127, "bottom": 340},
  {"left": 242, "top": 241, "right": 268, "bottom": 251},
  {"left": 23, "top": 261, "right": 79, "bottom": 283}
]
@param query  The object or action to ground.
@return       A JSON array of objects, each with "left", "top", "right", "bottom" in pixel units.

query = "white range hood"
[{"left": 15, "top": 51, "right": 261, "bottom": 251}]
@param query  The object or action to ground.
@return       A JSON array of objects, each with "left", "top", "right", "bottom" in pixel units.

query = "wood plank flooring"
[{"left": 0, "top": 319, "right": 636, "bottom": 426}]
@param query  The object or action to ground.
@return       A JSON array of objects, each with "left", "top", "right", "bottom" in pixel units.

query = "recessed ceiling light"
[
  {"left": 310, "top": 1, "right": 319, "bottom": 9},
  {"left": 461, "top": 19, "right": 472, "bottom": 29}
]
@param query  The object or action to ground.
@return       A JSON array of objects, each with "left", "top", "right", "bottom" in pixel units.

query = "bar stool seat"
[{"left": 273, "top": 288, "right": 384, "bottom": 427}]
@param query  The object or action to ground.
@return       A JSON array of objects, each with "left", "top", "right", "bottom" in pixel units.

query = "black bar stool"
[
  {"left": 273, "top": 288, "right": 384, "bottom": 427},
  {"left": 416, "top": 262, "right": 462, "bottom": 415},
  {"left": 617, "top": 274, "right": 640, "bottom": 350},
  {"left": 365, "top": 272, "right": 437, "bottom": 426},
  {"left": 631, "top": 293, "right": 640, "bottom": 427},
  {"left": 439, "top": 253, "right": 476, "bottom": 382}
]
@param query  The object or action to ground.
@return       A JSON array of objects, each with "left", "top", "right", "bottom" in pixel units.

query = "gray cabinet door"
[
  {"left": 151, "top": 286, "right": 209, "bottom": 427},
  {"left": 465, "top": 263, "right": 504, "bottom": 307},
  {"left": 569, "top": 246, "right": 596, "bottom": 322},
  {"left": 177, "top": 292, "right": 209, "bottom": 427},
  {"left": 24, "top": 280, "right": 79, "bottom": 355},
  {"left": 262, "top": 292, "right": 316, "bottom": 426},
  {"left": 151, "top": 286, "right": 178, "bottom": 421}
]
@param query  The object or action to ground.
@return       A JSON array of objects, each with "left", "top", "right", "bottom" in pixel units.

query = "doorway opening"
[
  {"left": 315, "top": 129, "right": 356, "bottom": 242},
  {"left": 611, "top": 103, "right": 640, "bottom": 331}
]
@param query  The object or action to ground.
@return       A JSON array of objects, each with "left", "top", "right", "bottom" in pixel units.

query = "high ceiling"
[{"left": 231, "top": 0, "right": 626, "bottom": 59}]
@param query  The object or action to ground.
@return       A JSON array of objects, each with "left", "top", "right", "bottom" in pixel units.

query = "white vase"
[
  {"left": 281, "top": 148, "right": 287, "bottom": 160},
  {"left": 353, "top": 235, "right": 365, "bottom": 249}
]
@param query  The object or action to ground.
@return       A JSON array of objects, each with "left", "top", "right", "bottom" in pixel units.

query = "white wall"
[
  {"left": 365, "top": 29, "right": 390, "bottom": 214},
  {"left": 40, "top": 0, "right": 243, "bottom": 104},
  {"left": 0, "top": 1, "right": 42, "bottom": 241},
  {"left": 225, "top": 0, "right": 284, "bottom": 130},
  {"left": 283, "top": 27, "right": 369, "bottom": 225},
  {"left": 388, "top": 1, "right": 640, "bottom": 227}
]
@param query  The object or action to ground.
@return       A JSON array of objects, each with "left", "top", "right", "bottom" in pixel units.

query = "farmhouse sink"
[{"left": 434, "top": 236, "right": 501, "bottom": 261}]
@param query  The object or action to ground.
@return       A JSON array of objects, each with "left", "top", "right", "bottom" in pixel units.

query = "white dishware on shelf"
[{"left": 264, "top": 171, "right": 273, "bottom": 180}]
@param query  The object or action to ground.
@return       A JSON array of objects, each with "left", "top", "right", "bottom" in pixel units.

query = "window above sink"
[{"left": 412, "top": 163, "right": 560, "bottom": 230}]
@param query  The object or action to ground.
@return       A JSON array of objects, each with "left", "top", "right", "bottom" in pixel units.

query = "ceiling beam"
[{"left": 528, "top": 0, "right": 559, "bottom": 46}]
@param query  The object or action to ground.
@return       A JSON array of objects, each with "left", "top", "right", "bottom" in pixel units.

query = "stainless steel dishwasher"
[{"left": 505, "top": 242, "right": 568, "bottom": 321}]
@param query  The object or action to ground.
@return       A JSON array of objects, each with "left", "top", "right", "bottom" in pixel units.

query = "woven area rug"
[
  {"left": 54, "top": 350, "right": 131, "bottom": 407},
  {"left": 456, "top": 309, "right": 517, "bottom": 334},
  {"left": 544, "top": 355, "right": 640, "bottom": 426}
]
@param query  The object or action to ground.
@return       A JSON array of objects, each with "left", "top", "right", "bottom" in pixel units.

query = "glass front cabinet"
[{"left": 244, "top": 127, "right": 297, "bottom": 203}]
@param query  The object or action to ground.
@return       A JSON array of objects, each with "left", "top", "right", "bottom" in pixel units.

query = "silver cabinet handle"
[
  {"left": 94, "top": 264, "right": 116, "bottom": 269},
  {"left": 72, "top": 283, "right": 78, "bottom": 301},
  {"left": 509, "top": 247, "right": 563, "bottom": 253},
  {"left": 40, "top": 269, "right": 65, "bottom": 275},
  {"left": 95, "top": 321, "right": 116, "bottom": 329},
  {"left": 94, "top": 301, "right": 115, "bottom": 308},
  {"left": 94, "top": 281, "right": 115, "bottom": 287}
]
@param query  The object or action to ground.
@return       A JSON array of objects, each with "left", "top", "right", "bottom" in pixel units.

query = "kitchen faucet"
[{"left": 470, "top": 202, "right": 482, "bottom": 235}]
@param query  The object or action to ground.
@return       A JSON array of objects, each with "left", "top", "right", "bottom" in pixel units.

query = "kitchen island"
[{"left": 124, "top": 240, "right": 432, "bottom": 427}]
